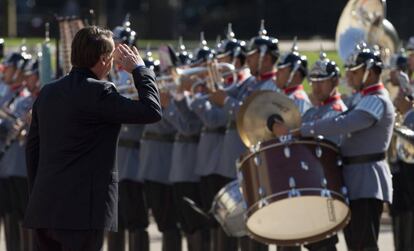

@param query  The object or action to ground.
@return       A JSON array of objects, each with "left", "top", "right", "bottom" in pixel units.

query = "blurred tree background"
[{"left": 1, "top": 0, "right": 413, "bottom": 41}]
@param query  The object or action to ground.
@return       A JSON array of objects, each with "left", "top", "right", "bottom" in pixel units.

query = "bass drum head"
[{"left": 246, "top": 196, "right": 350, "bottom": 245}]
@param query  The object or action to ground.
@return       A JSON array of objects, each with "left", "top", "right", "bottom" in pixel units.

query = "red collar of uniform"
[
  {"left": 225, "top": 71, "right": 248, "bottom": 85},
  {"left": 259, "top": 71, "right": 276, "bottom": 81},
  {"left": 284, "top": 84, "right": 304, "bottom": 95},
  {"left": 360, "top": 83, "right": 384, "bottom": 96},
  {"left": 321, "top": 94, "right": 341, "bottom": 106},
  {"left": 11, "top": 83, "right": 23, "bottom": 91}
]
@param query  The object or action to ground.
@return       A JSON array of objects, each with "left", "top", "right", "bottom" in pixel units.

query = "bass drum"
[{"left": 239, "top": 137, "right": 350, "bottom": 246}]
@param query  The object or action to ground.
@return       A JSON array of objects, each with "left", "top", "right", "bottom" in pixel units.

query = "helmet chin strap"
[
  {"left": 284, "top": 60, "right": 302, "bottom": 89},
  {"left": 257, "top": 45, "right": 267, "bottom": 77},
  {"left": 360, "top": 59, "right": 374, "bottom": 91},
  {"left": 231, "top": 47, "right": 241, "bottom": 67}
]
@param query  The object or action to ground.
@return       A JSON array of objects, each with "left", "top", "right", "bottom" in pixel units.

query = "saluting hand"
[{"left": 114, "top": 44, "right": 145, "bottom": 73}]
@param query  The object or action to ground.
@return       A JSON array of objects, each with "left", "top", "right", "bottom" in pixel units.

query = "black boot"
[
  {"left": 4, "top": 214, "right": 20, "bottom": 251},
  {"left": 20, "top": 224, "right": 35, "bottom": 251},
  {"left": 216, "top": 227, "right": 237, "bottom": 251},
  {"left": 277, "top": 246, "right": 301, "bottom": 251},
  {"left": 210, "top": 228, "right": 219, "bottom": 251},
  {"left": 107, "top": 230, "right": 125, "bottom": 251},
  {"left": 186, "top": 229, "right": 210, "bottom": 251},
  {"left": 248, "top": 238, "right": 268, "bottom": 251},
  {"left": 162, "top": 229, "right": 182, "bottom": 251},
  {"left": 129, "top": 230, "right": 149, "bottom": 251}
]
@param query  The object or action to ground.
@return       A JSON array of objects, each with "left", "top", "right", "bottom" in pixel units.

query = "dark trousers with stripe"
[{"left": 343, "top": 199, "right": 383, "bottom": 251}]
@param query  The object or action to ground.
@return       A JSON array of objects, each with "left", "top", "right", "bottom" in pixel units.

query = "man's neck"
[{"left": 259, "top": 65, "right": 275, "bottom": 76}]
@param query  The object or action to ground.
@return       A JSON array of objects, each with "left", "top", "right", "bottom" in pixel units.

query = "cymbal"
[{"left": 236, "top": 90, "right": 301, "bottom": 147}]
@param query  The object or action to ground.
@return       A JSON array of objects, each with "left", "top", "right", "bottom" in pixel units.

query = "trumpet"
[{"left": 115, "top": 62, "right": 238, "bottom": 98}]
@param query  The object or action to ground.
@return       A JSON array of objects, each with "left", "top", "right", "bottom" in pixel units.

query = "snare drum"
[
  {"left": 211, "top": 180, "right": 247, "bottom": 237},
  {"left": 238, "top": 137, "right": 350, "bottom": 246}
]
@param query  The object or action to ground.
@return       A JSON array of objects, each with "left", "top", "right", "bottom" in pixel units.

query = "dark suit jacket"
[{"left": 24, "top": 66, "right": 161, "bottom": 231}]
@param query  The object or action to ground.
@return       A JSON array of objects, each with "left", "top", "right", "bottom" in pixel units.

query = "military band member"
[
  {"left": 299, "top": 53, "right": 346, "bottom": 251},
  {"left": 406, "top": 37, "right": 414, "bottom": 79},
  {"left": 0, "top": 52, "right": 23, "bottom": 240},
  {"left": 0, "top": 50, "right": 32, "bottom": 251},
  {"left": 275, "top": 41, "right": 312, "bottom": 115},
  {"left": 191, "top": 26, "right": 242, "bottom": 251},
  {"left": 208, "top": 21, "right": 281, "bottom": 251},
  {"left": 137, "top": 42, "right": 192, "bottom": 251},
  {"left": 164, "top": 42, "right": 211, "bottom": 250},
  {"left": 272, "top": 44, "right": 394, "bottom": 251},
  {"left": 107, "top": 20, "right": 150, "bottom": 251},
  {"left": 388, "top": 50, "right": 414, "bottom": 251},
  {"left": 302, "top": 52, "right": 347, "bottom": 145},
  {"left": 1, "top": 57, "right": 39, "bottom": 251},
  {"left": 208, "top": 20, "right": 279, "bottom": 108}
]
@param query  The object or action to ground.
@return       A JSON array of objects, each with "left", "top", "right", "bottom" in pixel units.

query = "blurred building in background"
[{"left": 1, "top": 0, "right": 413, "bottom": 41}]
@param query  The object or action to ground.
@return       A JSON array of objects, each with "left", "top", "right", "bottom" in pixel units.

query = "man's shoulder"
[{"left": 85, "top": 78, "right": 116, "bottom": 92}]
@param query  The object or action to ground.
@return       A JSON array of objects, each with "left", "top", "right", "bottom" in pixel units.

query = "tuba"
[
  {"left": 335, "top": 0, "right": 400, "bottom": 63},
  {"left": 335, "top": 0, "right": 400, "bottom": 98}
]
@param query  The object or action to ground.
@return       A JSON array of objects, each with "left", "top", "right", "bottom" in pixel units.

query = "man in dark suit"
[{"left": 23, "top": 26, "right": 162, "bottom": 251}]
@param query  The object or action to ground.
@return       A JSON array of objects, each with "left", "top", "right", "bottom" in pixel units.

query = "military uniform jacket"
[
  {"left": 391, "top": 109, "right": 414, "bottom": 212},
  {"left": 219, "top": 75, "right": 277, "bottom": 178},
  {"left": 138, "top": 113, "right": 176, "bottom": 184},
  {"left": 302, "top": 94, "right": 347, "bottom": 145},
  {"left": 113, "top": 69, "right": 145, "bottom": 182},
  {"left": 190, "top": 96, "right": 227, "bottom": 177},
  {"left": 0, "top": 94, "right": 35, "bottom": 178},
  {"left": 117, "top": 124, "right": 144, "bottom": 182},
  {"left": 165, "top": 95, "right": 203, "bottom": 183},
  {"left": 283, "top": 84, "right": 312, "bottom": 115},
  {"left": 24, "top": 66, "right": 161, "bottom": 231},
  {"left": 0, "top": 81, "right": 15, "bottom": 107},
  {"left": 301, "top": 83, "right": 394, "bottom": 203}
]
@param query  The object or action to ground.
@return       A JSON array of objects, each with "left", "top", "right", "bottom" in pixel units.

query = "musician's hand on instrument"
[
  {"left": 114, "top": 44, "right": 145, "bottom": 73},
  {"left": 209, "top": 90, "right": 227, "bottom": 107},
  {"left": 267, "top": 114, "right": 289, "bottom": 137},
  {"left": 177, "top": 76, "right": 194, "bottom": 93},
  {"left": 271, "top": 122, "right": 289, "bottom": 137}
]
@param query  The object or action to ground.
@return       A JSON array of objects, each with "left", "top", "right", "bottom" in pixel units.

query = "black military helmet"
[
  {"left": 0, "top": 38, "right": 4, "bottom": 59},
  {"left": 407, "top": 36, "right": 414, "bottom": 53},
  {"left": 389, "top": 49, "right": 408, "bottom": 72},
  {"left": 216, "top": 23, "right": 247, "bottom": 61},
  {"left": 143, "top": 47, "right": 160, "bottom": 75},
  {"left": 277, "top": 38, "right": 308, "bottom": 77},
  {"left": 112, "top": 14, "right": 137, "bottom": 47},
  {"left": 176, "top": 37, "right": 192, "bottom": 66},
  {"left": 345, "top": 42, "right": 383, "bottom": 72},
  {"left": 309, "top": 51, "right": 340, "bottom": 82},
  {"left": 192, "top": 32, "right": 215, "bottom": 65},
  {"left": 3, "top": 52, "right": 25, "bottom": 68},
  {"left": 23, "top": 58, "right": 39, "bottom": 76},
  {"left": 247, "top": 20, "right": 279, "bottom": 59}
]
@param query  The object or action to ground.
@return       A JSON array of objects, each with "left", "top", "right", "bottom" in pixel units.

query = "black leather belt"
[
  {"left": 175, "top": 133, "right": 200, "bottom": 143},
  {"left": 342, "top": 152, "right": 386, "bottom": 165},
  {"left": 142, "top": 132, "right": 175, "bottom": 143},
  {"left": 118, "top": 139, "right": 140, "bottom": 149},
  {"left": 226, "top": 120, "right": 237, "bottom": 130},
  {"left": 201, "top": 126, "right": 226, "bottom": 134}
]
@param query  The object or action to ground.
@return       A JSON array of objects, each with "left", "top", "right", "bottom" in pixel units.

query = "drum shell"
[
  {"left": 211, "top": 180, "right": 247, "bottom": 237},
  {"left": 239, "top": 138, "right": 350, "bottom": 245}
]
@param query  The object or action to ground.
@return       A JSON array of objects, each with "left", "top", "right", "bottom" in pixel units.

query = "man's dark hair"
[{"left": 71, "top": 26, "right": 114, "bottom": 68}]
